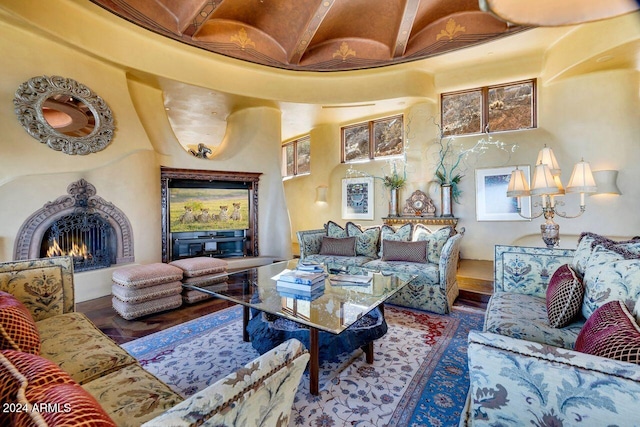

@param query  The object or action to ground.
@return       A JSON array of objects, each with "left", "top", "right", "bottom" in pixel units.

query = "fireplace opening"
[{"left": 40, "top": 211, "right": 115, "bottom": 272}]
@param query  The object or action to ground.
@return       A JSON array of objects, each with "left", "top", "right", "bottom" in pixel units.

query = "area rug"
[{"left": 122, "top": 304, "right": 484, "bottom": 426}]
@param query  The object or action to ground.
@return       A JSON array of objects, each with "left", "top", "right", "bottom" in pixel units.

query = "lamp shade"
[
  {"left": 507, "top": 167, "right": 530, "bottom": 197},
  {"left": 592, "top": 170, "right": 621, "bottom": 195},
  {"left": 478, "top": 0, "right": 639, "bottom": 26},
  {"left": 566, "top": 160, "right": 597, "bottom": 193},
  {"left": 536, "top": 146, "right": 561, "bottom": 176},
  {"left": 530, "top": 163, "right": 560, "bottom": 196}
]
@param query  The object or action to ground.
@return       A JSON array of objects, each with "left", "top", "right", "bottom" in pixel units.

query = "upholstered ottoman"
[
  {"left": 111, "top": 263, "right": 184, "bottom": 320},
  {"left": 170, "top": 257, "right": 228, "bottom": 304}
]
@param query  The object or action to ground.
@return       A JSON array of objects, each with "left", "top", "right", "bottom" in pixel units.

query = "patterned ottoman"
[
  {"left": 111, "top": 263, "right": 184, "bottom": 320},
  {"left": 170, "top": 257, "right": 229, "bottom": 304}
]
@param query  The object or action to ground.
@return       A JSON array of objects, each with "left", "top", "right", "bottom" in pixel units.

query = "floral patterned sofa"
[
  {"left": 460, "top": 233, "right": 640, "bottom": 426},
  {"left": 297, "top": 221, "right": 463, "bottom": 314},
  {"left": 0, "top": 256, "right": 309, "bottom": 427}
]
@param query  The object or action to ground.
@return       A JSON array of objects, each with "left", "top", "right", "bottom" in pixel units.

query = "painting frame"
[
  {"left": 475, "top": 166, "right": 531, "bottom": 221},
  {"left": 342, "top": 177, "right": 374, "bottom": 220}
]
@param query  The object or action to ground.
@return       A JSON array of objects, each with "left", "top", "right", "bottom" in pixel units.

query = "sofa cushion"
[
  {"left": 412, "top": 225, "right": 453, "bottom": 264},
  {"left": 0, "top": 291, "right": 40, "bottom": 354},
  {"left": 546, "top": 264, "right": 584, "bottom": 328},
  {"left": 82, "top": 363, "right": 184, "bottom": 427},
  {"left": 37, "top": 312, "right": 137, "bottom": 384},
  {"left": 169, "top": 257, "right": 227, "bottom": 277},
  {"left": 112, "top": 263, "right": 184, "bottom": 289},
  {"left": 572, "top": 232, "right": 640, "bottom": 277},
  {"left": 304, "top": 254, "right": 374, "bottom": 267},
  {"left": 319, "top": 236, "right": 356, "bottom": 256},
  {"left": 0, "top": 350, "right": 115, "bottom": 427},
  {"left": 382, "top": 240, "right": 428, "bottom": 263},
  {"left": 575, "top": 300, "right": 640, "bottom": 364},
  {"left": 346, "top": 222, "right": 380, "bottom": 258},
  {"left": 378, "top": 223, "right": 412, "bottom": 257},
  {"left": 325, "top": 220, "right": 347, "bottom": 238},
  {"left": 0, "top": 261, "right": 72, "bottom": 321},
  {"left": 484, "top": 291, "right": 584, "bottom": 349},
  {"left": 582, "top": 245, "right": 640, "bottom": 319}
]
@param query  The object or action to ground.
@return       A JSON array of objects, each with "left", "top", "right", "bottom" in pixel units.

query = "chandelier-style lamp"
[{"left": 507, "top": 145, "right": 597, "bottom": 248}]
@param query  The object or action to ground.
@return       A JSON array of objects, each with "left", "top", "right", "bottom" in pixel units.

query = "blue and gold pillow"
[
  {"left": 325, "top": 221, "right": 347, "bottom": 238},
  {"left": 346, "top": 222, "right": 380, "bottom": 258},
  {"left": 378, "top": 223, "right": 412, "bottom": 257},
  {"left": 412, "top": 225, "right": 453, "bottom": 264}
]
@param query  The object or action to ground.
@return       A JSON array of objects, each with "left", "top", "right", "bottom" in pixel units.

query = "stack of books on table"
[
  {"left": 276, "top": 270, "right": 326, "bottom": 301},
  {"left": 296, "top": 260, "right": 324, "bottom": 273}
]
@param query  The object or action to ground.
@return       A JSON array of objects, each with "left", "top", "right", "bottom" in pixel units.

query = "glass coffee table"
[{"left": 183, "top": 260, "right": 415, "bottom": 395}]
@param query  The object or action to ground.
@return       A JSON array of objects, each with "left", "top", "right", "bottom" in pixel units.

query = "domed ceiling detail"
[{"left": 90, "top": 0, "right": 530, "bottom": 71}]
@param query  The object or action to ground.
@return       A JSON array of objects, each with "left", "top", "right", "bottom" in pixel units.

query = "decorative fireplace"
[{"left": 15, "top": 179, "right": 134, "bottom": 271}]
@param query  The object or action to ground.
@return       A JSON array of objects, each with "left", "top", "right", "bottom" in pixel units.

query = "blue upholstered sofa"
[
  {"left": 460, "top": 234, "right": 640, "bottom": 426},
  {"left": 296, "top": 221, "right": 463, "bottom": 314}
]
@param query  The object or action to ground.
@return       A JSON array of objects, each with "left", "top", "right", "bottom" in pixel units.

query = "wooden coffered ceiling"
[{"left": 90, "top": 0, "right": 529, "bottom": 71}]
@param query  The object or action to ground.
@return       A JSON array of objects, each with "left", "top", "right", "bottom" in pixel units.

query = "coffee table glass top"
[{"left": 184, "top": 260, "right": 415, "bottom": 334}]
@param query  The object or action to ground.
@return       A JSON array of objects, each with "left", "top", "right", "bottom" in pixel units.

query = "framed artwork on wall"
[
  {"left": 475, "top": 166, "right": 531, "bottom": 221},
  {"left": 342, "top": 177, "right": 374, "bottom": 220}
]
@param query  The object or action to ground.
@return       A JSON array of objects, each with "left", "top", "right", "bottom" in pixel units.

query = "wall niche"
[{"left": 160, "top": 167, "right": 261, "bottom": 263}]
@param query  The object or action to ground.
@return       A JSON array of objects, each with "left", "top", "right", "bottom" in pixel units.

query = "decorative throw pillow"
[
  {"left": 546, "top": 264, "right": 584, "bottom": 328},
  {"left": 319, "top": 236, "right": 356, "bottom": 256},
  {"left": 572, "top": 232, "right": 640, "bottom": 277},
  {"left": 346, "top": 222, "right": 380, "bottom": 258},
  {"left": 581, "top": 245, "right": 640, "bottom": 319},
  {"left": 382, "top": 240, "right": 428, "bottom": 263},
  {"left": 0, "top": 291, "right": 40, "bottom": 354},
  {"left": 325, "top": 221, "right": 347, "bottom": 238},
  {"left": 575, "top": 300, "right": 640, "bottom": 365},
  {"left": 412, "top": 225, "right": 453, "bottom": 264},
  {"left": 378, "top": 223, "right": 412, "bottom": 257}
]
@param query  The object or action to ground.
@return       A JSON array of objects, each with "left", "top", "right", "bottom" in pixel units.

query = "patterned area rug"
[{"left": 122, "top": 304, "right": 484, "bottom": 426}]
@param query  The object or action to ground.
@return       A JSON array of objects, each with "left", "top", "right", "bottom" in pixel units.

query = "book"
[
  {"left": 328, "top": 274, "right": 372, "bottom": 284},
  {"left": 276, "top": 280, "right": 325, "bottom": 293},
  {"left": 277, "top": 287, "right": 324, "bottom": 301},
  {"left": 277, "top": 270, "right": 326, "bottom": 285},
  {"left": 296, "top": 261, "right": 324, "bottom": 273}
]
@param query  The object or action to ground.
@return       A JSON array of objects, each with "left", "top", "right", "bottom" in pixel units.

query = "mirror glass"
[{"left": 14, "top": 76, "right": 114, "bottom": 155}]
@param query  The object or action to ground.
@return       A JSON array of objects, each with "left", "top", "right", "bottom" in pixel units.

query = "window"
[
  {"left": 342, "top": 115, "right": 403, "bottom": 163},
  {"left": 282, "top": 136, "right": 310, "bottom": 178},
  {"left": 441, "top": 79, "right": 536, "bottom": 136}
]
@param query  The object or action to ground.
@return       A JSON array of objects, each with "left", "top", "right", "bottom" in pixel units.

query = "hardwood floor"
[{"left": 78, "top": 260, "right": 493, "bottom": 345}]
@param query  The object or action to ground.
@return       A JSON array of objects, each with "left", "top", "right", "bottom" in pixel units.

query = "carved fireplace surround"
[{"left": 14, "top": 179, "right": 134, "bottom": 268}]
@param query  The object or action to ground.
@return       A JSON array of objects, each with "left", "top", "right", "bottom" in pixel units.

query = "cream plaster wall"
[{"left": 284, "top": 67, "right": 640, "bottom": 260}]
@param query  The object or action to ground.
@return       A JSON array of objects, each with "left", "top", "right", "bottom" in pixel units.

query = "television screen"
[{"left": 170, "top": 187, "right": 249, "bottom": 232}]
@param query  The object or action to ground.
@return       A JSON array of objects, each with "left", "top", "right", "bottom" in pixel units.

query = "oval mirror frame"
[{"left": 13, "top": 76, "right": 115, "bottom": 155}]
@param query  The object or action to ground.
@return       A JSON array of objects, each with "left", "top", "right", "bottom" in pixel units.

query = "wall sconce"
[
  {"left": 315, "top": 185, "right": 328, "bottom": 204},
  {"left": 592, "top": 170, "right": 621, "bottom": 195},
  {"left": 507, "top": 145, "right": 597, "bottom": 248}
]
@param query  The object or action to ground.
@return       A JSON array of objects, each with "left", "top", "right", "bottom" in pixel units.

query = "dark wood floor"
[{"left": 78, "top": 260, "right": 493, "bottom": 345}]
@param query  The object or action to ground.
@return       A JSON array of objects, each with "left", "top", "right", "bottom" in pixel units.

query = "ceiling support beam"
[
  {"left": 393, "top": 0, "right": 420, "bottom": 58},
  {"left": 288, "top": 0, "right": 336, "bottom": 65}
]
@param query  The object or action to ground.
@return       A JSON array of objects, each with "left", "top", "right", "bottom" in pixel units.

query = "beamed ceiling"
[{"left": 90, "top": 0, "right": 530, "bottom": 71}]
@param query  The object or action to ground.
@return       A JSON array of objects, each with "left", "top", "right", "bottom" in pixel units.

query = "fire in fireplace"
[{"left": 41, "top": 211, "right": 113, "bottom": 272}]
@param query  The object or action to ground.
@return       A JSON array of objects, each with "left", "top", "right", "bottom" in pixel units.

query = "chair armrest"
[
  {"left": 439, "top": 231, "right": 463, "bottom": 291},
  {"left": 297, "top": 229, "right": 325, "bottom": 259},
  {"left": 493, "top": 245, "right": 575, "bottom": 298},
  {"left": 143, "top": 339, "right": 310, "bottom": 427},
  {"left": 466, "top": 331, "right": 640, "bottom": 426}
]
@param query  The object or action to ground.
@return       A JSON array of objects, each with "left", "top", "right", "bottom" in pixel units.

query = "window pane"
[
  {"left": 343, "top": 124, "right": 370, "bottom": 162},
  {"left": 488, "top": 81, "right": 534, "bottom": 132},
  {"left": 441, "top": 90, "right": 482, "bottom": 136},
  {"left": 296, "top": 137, "right": 310, "bottom": 174},
  {"left": 284, "top": 144, "right": 295, "bottom": 176},
  {"left": 373, "top": 115, "right": 403, "bottom": 158}
]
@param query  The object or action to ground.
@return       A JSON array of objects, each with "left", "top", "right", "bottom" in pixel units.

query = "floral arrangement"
[
  {"left": 382, "top": 160, "right": 407, "bottom": 189},
  {"left": 432, "top": 120, "right": 517, "bottom": 203}
]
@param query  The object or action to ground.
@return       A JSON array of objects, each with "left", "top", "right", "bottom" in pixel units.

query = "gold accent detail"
[
  {"left": 436, "top": 18, "right": 466, "bottom": 41},
  {"left": 332, "top": 42, "right": 356, "bottom": 61},
  {"left": 231, "top": 28, "right": 256, "bottom": 49}
]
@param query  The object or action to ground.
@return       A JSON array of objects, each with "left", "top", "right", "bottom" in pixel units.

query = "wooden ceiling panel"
[{"left": 90, "top": 0, "right": 530, "bottom": 71}]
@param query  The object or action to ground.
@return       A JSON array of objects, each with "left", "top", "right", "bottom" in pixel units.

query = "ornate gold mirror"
[{"left": 13, "top": 76, "right": 114, "bottom": 155}]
